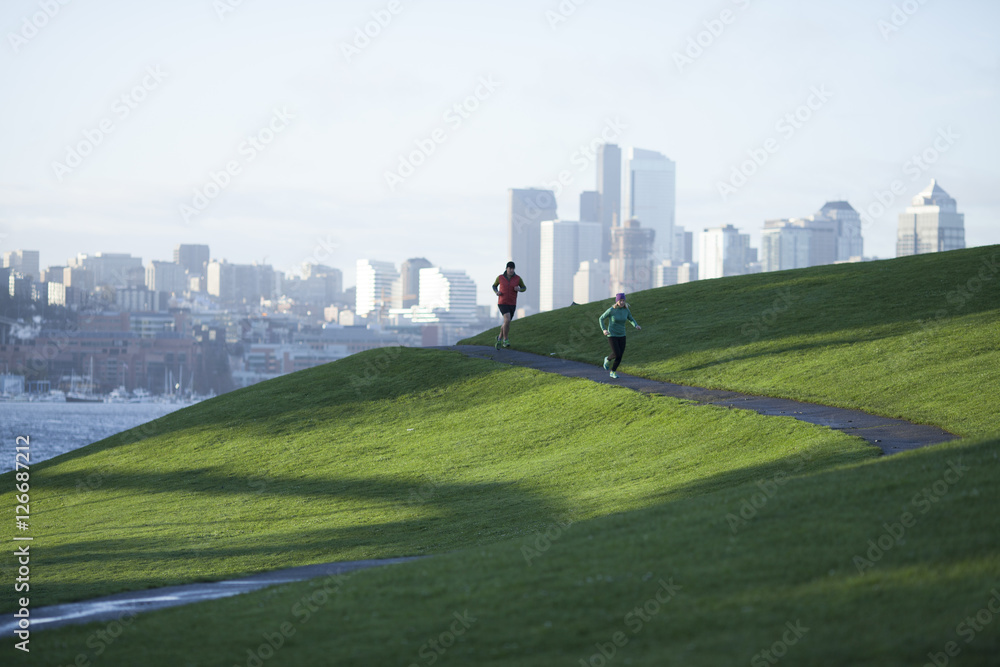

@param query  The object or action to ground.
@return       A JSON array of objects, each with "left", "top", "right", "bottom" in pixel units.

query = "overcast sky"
[{"left": 2, "top": 0, "right": 998, "bottom": 305}]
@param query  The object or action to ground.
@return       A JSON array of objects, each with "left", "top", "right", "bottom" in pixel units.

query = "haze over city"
[{"left": 2, "top": 0, "right": 998, "bottom": 303}]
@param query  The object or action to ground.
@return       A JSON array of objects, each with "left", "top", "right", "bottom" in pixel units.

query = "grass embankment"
[
  {"left": 1, "top": 349, "right": 872, "bottom": 613},
  {"left": 3, "top": 249, "right": 997, "bottom": 665},
  {"left": 464, "top": 245, "right": 1000, "bottom": 438}
]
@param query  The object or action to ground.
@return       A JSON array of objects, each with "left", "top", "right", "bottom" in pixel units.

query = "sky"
[{"left": 1, "top": 0, "right": 998, "bottom": 306}]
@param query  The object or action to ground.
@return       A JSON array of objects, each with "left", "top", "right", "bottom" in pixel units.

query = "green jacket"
[{"left": 599, "top": 306, "right": 638, "bottom": 337}]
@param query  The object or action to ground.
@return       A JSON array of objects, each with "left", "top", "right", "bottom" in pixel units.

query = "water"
[{"left": 0, "top": 402, "right": 188, "bottom": 473}]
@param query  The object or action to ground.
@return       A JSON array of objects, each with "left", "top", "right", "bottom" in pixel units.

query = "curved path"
[
  {"left": 449, "top": 345, "right": 958, "bottom": 455},
  {"left": 11, "top": 345, "right": 958, "bottom": 636},
  {"left": 1, "top": 557, "right": 419, "bottom": 635}
]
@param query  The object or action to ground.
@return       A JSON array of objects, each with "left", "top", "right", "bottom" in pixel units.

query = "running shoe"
[
  {"left": 502, "top": 339, "right": 510, "bottom": 348},
  {"left": 609, "top": 371, "right": 618, "bottom": 379},
  {"left": 603, "top": 356, "right": 610, "bottom": 370},
  {"left": 495, "top": 335, "right": 501, "bottom": 350}
]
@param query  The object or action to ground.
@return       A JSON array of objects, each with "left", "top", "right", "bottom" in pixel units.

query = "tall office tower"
[
  {"left": 699, "top": 224, "right": 757, "bottom": 279},
  {"left": 610, "top": 219, "right": 656, "bottom": 296},
  {"left": 539, "top": 220, "right": 602, "bottom": 311},
  {"left": 896, "top": 180, "right": 965, "bottom": 257},
  {"left": 813, "top": 201, "right": 863, "bottom": 261},
  {"left": 2, "top": 250, "right": 40, "bottom": 281},
  {"left": 507, "top": 188, "right": 557, "bottom": 314},
  {"left": 174, "top": 244, "right": 210, "bottom": 276},
  {"left": 412, "top": 267, "right": 477, "bottom": 325},
  {"left": 400, "top": 258, "right": 433, "bottom": 308},
  {"left": 625, "top": 147, "right": 676, "bottom": 262},
  {"left": 580, "top": 191, "right": 600, "bottom": 223},
  {"left": 760, "top": 220, "right": 813, "bottom": 272},
  {"left": 674, "top": 229, "right": 694, "bottom": 263},
  {"left": 596, "top": 143, "right": 622, "bottom": 259},
  {"left": 761, "top": 201, "right": 865, "bottom": 272},
  {"left": 355, "top": 259, "right": 399, "bottom": 318},
  {"left": 146, "top": 261, "right": 188, "bottom": 295},
  {"left": 573, "top": 259, "right": 611, "bottom": 304}
]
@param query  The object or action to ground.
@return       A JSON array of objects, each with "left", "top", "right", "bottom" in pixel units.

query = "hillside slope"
[{"left": 464, "top": 246, "right": 1000, "bottom": 437}]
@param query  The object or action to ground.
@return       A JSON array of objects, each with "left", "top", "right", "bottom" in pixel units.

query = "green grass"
[
  {"left": 463, "top": 246, "right": 1000, "bottom": 438},
  {"left": 2, "top": 248, "right": 998, "bottom": 665},
  {"left": 0, "top": 348, "right": 874, "bottom": 613},
  {"left": 18, "top": 436, "right": 1000, "bottom": 666}
]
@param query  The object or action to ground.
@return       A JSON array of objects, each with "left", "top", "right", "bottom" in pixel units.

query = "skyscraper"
[
  {"left": 896, "top": 180, "right": 965, "bottom": 256},
  {"left": 625, "top": 148, "right": 676, "bottom": 263},
  {"left": 539, "top": 220, "right": 602, "bottom": 311},
  {"left": 579, "top": 191, "right": 600, "bottom": 223},
  {"left": 760, "top": 201, "right": 864, "bottom": 272},
  {"left": 573, "top": 259, "right": 611, "bottom": 304},
  {"left": 412, "top": 267, "right": 477, "bottom": 325},
  {"left": 174, "top": 244, "right": 210, "bottom": 277},
  {"left": 355, "top": 259, "right": 399, "bottom": 318},
  {"left": 596, "top": 143, "right": 622, "bottom": 259},
  {"left": 400, "top": 257, "right": 433, "bottom": 308},
  {"left": 760, "top": 220, "right": 813, "bottom": 272},
  {"left": 2, "top": 250, "right": 40, "bottom": 282},
  {"left": 610, "top": 219, "right": 655, "bottom": 296},
  {"left": 700, "top": 225, "right": 757, "bottom": 279},
  {"left": 814, "top": 201, "right": 863, "bottom": 261},
  {"left": 507, "top": 188, "right": 557, "bottom": 314}
]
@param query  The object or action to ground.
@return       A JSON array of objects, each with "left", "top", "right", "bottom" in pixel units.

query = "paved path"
[
  {"left": 449, "top": 345, "right": 958, "bottom": 455},
  {"left": 2, "top": 557, "right": 419, "bottom": 634}
]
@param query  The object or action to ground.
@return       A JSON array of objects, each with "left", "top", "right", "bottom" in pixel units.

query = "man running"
[{"left": 492, "top": 261, "right": 526, "bottom": 349}]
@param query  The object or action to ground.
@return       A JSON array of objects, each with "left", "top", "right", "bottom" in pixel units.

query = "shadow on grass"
[{"left": 9, "top": 472, "right": 563, "bottom": 610}]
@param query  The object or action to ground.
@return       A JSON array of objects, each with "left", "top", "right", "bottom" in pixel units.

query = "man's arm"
[
  {"left": 492, "top": 276, "right": 501, "bottom": 295},
  {"left": 517, "top": 277, "right": 526, "bottom": 292}
]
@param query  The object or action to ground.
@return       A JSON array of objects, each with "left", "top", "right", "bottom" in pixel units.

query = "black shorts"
[{"left": 497, "top": 304, "right": 516, "bottom": 317}]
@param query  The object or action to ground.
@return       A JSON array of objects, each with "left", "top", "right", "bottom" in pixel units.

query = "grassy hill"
[
  {"left": 464, "top": 245, "right": 1000, "bottom": 438},
  {"left": 3, "top": 248, "right": 998, "bottom": 665}
]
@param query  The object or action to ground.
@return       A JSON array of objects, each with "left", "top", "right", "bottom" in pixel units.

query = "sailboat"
[{"left": 66, "top": 358, "right": 102, "bottom": 403}]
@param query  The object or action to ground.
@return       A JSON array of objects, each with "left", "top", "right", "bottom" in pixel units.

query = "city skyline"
[{"left": 2, "top": 0, "right": 998, "bottom": 305}]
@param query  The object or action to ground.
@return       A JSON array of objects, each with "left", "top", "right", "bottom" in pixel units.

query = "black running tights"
[{"left": 607, "top": 336, "right": 626, "bottom": 371}]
